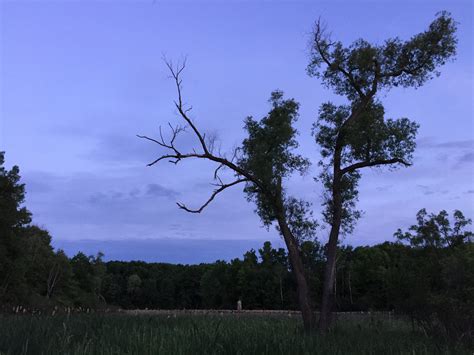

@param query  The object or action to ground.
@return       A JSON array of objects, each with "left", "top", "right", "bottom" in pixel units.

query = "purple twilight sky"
[{"left": 1, "top": 0, "right": 473, "bottom": 263}]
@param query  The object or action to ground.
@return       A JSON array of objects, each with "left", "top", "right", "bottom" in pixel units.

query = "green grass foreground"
[{"left": 0, "top": 313, "right": 469, "bottom": 355}]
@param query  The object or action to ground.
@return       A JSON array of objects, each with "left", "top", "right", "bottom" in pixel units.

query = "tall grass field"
[{"left": 1, "top": 313, "right": 471, "bottom": 354}]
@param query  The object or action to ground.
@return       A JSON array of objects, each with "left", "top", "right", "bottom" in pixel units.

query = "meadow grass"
[{"left": 0, "top": 313, "right": 469, "bottom": 354}]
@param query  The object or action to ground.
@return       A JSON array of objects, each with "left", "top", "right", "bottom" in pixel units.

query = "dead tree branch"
[
  {"left": 176, "top": 178, "right": 248, "bottom": 213},
  {"left": 138, "top": 60, "right": 265, "bottom": 212}
]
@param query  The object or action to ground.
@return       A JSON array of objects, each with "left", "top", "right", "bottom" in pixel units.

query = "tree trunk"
[
  {"left": 348, "top": 268, "right": 353, "bottom": 305},
  {"left": 318, "top": 100, "right": 370, "bottom": 332},
  {"left": 279, "top": 274, "right": 283, "bottom": 306},
  {"left": 276, "top": 214, "right": 315, "bottom": 333},
  {"left": 47, "top": 264, "right": 60, "bottom": 299},
  {"left": 319, "top": 178, "right": 343, "bottom": 332}
]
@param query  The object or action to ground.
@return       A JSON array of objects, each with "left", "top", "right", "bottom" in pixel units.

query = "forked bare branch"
[
  {"left": 138, "top": 60, "right": 265, "bottom": 213},
  {"left": 176, "top": 178, "right": 248, "bottom": 213}
]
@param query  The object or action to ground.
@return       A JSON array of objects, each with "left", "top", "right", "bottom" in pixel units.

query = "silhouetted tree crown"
[
  {"left": 0, "top": 151, "right": 31, "bottom": 231},
  {"left": 238, "top": 91, "right": 316, "bottom": 239},
  {"left": 395, "top": 209, "right": 473, "bottom": 248},
  {"left": 307, "top": 11, "right": 457, "bottom": 99},
  {"left": 307, "top": 12, "right": 458, "bottom": 331},
  {"left": 308, "top": 12, "right": 457, "bottom": 232},
  {"left": 313, "top": 101, "right": 419, "bottom": 233}
]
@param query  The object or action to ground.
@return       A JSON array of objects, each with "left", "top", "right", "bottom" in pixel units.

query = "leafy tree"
[
  {"left": 0, "top": 153, "right": 77, "bottom": 307},
  {"left": 141, "top": 277, "right": 159, "bottom": 308},
  {"left": 176, "top": 265, "right": 204, "bottom": 309},
  {"left": 0, "top": 152, "right": 32, "bottom": 301},
  {"left": 48, "top": 249, "right": 74, "bottom": 304},
  {"left": 127, "top": 274, "right": 142, "bottom": 298},
  {"left": 393, "top": 209, "right": 473, "bottom": 345},
  {"left": 349, "top": 246, "right": 391, "bottom": 310},
  {"left": 307, "top": 12, "right": 457, "bottom": 331},
  {"left": 257, "top": 242, "right": 290, "bottom": 309},
  {"left": 102, "top": 273, "right": 124, "bottom": 305},
  {"left": 237, "top": 250, "right": 260, "bottom": 308},
  {"left": 200, "top": 262, "right": 231, "bottom": 308},
  {"left": 300, "top": 240, "right": 325, "bottom": 308},
  {"left": 21, "top": 226, "right": 56, "bottom": 299},
  {"left": 395, "top": 208, "right": 473, "bottom": 248},
  {"left": 158, "top": 276, "right": 176, "bottom": 309},
  {"left": 436, "top": 245, "right": 474, "bottom": 344},
  {"left": 139, "top": 64, "right": 316, "bottom": 331},
  {"left": 0, "top": 152, "right": 31, "bottom": 231},
  {"left": 70, "top": 252, "right": 106, "bottom": 307}
]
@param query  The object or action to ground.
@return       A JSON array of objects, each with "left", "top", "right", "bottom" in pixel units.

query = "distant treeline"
[{"left": 1, "top": 152, "right": 473, "bottom": 342}]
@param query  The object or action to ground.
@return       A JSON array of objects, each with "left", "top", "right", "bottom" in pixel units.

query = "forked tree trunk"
[{"left": 276, "top": 214, "right": 315, "bottom": 333}]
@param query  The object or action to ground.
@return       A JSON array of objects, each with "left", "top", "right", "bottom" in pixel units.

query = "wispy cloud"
[
  {"left": 418, "top": 138, "right": 474, "bottom": 150},
  {"left": 146, "top": 183, "right": 179, "bottom": 199}
]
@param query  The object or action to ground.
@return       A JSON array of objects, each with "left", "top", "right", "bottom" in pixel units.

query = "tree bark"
[
  {"left": 276, "top": 213, "right": 315, "bottom": 333},
  {"left": 319, "top": 172, "right": 343, "bottom": 332}
]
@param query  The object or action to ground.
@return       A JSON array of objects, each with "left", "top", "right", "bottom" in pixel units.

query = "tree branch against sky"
[
  {"left": 139, "top": 61, "right": 318, "bottom": 331},
  {"left": 308, "top": 12, "right": 458, "bottom": 331}
]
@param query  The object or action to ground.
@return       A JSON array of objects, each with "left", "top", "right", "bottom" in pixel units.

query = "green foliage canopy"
[
  {"left": 238, "top": 91, "right": 317, "bottom": 240},
  {"left": 308, "top": 12, "right": 457, "bottom": 233}
]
